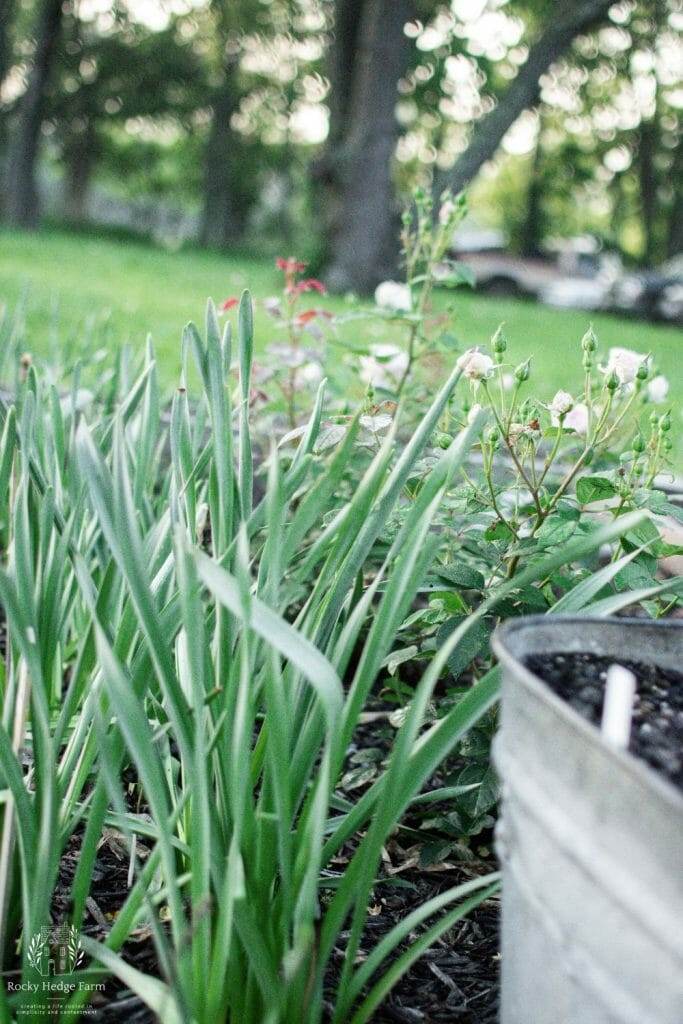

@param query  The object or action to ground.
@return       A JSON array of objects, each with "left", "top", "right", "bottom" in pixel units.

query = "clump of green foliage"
[{"left": 0, "top": 290, "right": 671, "bottom": 1024}]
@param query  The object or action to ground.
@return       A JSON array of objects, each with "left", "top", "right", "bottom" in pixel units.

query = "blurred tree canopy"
[{"left": 0, "top": 0, "right": 680, "bottom": 289}]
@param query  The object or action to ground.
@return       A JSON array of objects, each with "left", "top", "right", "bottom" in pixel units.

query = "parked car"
[
  {"left": 539, "top": 253, "right": 622, "bottom": 312},
  {"left": 610, "top": 255, "right": 683, "bottom": 324},
  {"left": 452, "top": 233, "right": 623, "bottom": 305},
  {"left": 456, "top": 251, "right": 563, "bottom": 298}
]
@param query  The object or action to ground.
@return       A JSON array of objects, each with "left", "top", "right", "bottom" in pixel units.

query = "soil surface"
[{"left": 525, "top": 652, "right": 683, "bottom": 790}]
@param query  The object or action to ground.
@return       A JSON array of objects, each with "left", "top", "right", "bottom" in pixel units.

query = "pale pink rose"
[
  {"left": 647, "top": 375, "right": 669, "bottom": 403},
  {"left": 508, "top": 422, "right": 527, "bottom": 445},
  {"left": 439, "top": 199, "right": 456, "bottom": 224},
  {"left": 359, "top": 344, "right": 409, "bottom": 389},
  {"left": 604, "top": 347, "right": 646, "bottom": 385},
  {"left": 299, "top": 362, "right": 323, "bottom": 384},
  {"left": 549, "top": 390, "right": 574, "bottom": 419},
  {"left": 456, "top": 348, "right": 494, "bottom": 381},
  {"left": 374, "top": 281, "right": 412, "bottom": 311},
  {"left": 563, "top": 403, "right": 589, "bottom": 435}
]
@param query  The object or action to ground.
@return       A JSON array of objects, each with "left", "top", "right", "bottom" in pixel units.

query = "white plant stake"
[{"left": 601, "top": 664, "right": 637, "bottom": 749}]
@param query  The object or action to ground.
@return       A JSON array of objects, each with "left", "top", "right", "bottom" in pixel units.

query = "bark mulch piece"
[{"left": 526, "top": 651, "right": 683, "bottom": 790}]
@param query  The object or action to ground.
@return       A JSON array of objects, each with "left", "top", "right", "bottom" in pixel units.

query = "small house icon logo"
[{"left": 27, "top": 925, "right": 84, "bottom": 977}]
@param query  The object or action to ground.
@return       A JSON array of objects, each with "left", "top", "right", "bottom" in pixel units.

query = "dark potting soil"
[{"left": 525, "top": 652, "right": 683, "bottom": 790}]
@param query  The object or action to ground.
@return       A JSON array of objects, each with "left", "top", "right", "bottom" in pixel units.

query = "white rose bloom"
[
  {"left": 467, "top": 403, "right": 483, "bottom": 424},
  {"left": 604, "top": 347, "right": 646, "bottom": 385},
  {"left": 456, "top": 348, "right": 494, "bottom": 381},
  {"left": 374, "top": 280, "right": 412, "bottom": 312},
  {"left": 647, "top": 374, "right": 669, "bottom": 403},
  {"left": 549, "top": 390, "right": 574, "bottom": 419},
  {"left": 299, "top": 362, "right": 323, "bottom": 384},
  {"left": 502, "top": 373, "right": 515, "bottom": 392},
  {"left": 563, "top": 403, "right": 589, "bottom": 435},
  {"left": 359, "top": 344, "right": 409, "bottom": 389}
]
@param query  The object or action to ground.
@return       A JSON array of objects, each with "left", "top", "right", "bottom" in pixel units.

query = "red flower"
[
  {"left": 276, "top": 256, "right": 307, "bottom": 273},
  {"left": 220, "top": 297, "right": 239, "bottom": 311},
  {"left": 295, "top": 278, "right": 327, "bottom": 296},
  {"left": 295, "top": 309, "right": 333, "bottom": 325}
]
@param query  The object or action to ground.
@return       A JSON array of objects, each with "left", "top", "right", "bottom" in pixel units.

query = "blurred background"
[{"left": 0, "top": 0, "right": 681, "bottom": 380}]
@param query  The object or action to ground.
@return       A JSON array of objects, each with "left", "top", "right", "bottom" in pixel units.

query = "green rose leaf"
[
  {"left": 433, "top": 563, "right": 486, "bottom": 590},
  {"left": 576, "top": 475, "right": 617, "bottom": 504},
  {"left": 436, "top": 615, "right": 491, "bottom": 680}
]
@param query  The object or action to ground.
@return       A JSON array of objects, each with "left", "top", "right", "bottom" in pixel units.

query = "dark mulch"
[
  {"left": 51, "top": 829, "right": 159, "bottom": 1022},
  {"left": 37, "top": 698, "right": 501, "bottom": 1023},
  {"left": 525, "top": 651, "right": 683, "bottom": 790},
  {"left": 325, "top": 873, "right": 499, "bottom": 1024}
]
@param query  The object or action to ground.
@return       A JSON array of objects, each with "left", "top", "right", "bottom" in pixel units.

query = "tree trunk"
[
  {"left": 0, "top": 0, "right": 15, "bottom": 90},
  {"left": 520, "top": 128, "right": 544, "bottom": 257},
  {"left": 434, "top": 0, "right": 614, "bottom": 199},
  {"left": 63, "top": 124, "right": 95, "bottom": 224},
  {"left": 311, "top": 0, "right": 365, "bottom": 263},
  {"left": 322, "top": 0, "right": 415, "bottom": 294},
  {"left": 666, "top": 137, "right": 683, "bottom": 259},
  {"left": 0, "top": 0, "right": 16, "bottom": 164},
  {"left": 327, "top": 0, "right": 365, "bottom": 151},
  {"left": 200, "top": 60, "right": 243, "bottom": 249},
  {"left": 4, "top": 0, "right": 63, "bottom": 228},
  {"left": 638, "top": 118, "right": 658, "bottom": 264}
]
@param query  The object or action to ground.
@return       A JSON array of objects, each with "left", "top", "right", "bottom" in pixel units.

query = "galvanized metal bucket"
[{"left": 492, "top": 616, "right": 683, "bottom": 1024}]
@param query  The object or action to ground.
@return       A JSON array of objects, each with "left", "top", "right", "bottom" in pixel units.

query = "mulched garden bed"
[
  {"left": 525, "top": 652, "right": 683, "bottom": 790},
  {"left": 38, "top": 698, "right": 502, "bottom": 1023}
]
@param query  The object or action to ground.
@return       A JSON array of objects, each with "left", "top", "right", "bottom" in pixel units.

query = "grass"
[{"left": 0, "top": 224, "right": 681, "bottom": 432}]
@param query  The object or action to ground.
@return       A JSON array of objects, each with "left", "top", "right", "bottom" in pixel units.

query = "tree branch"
[{"left": 434, "top": 0, "right": 615, "bottom": 198}]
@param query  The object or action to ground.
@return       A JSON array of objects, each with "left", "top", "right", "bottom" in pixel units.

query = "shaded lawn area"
[{"left": 1, "top": 226, "right": 681, "bottom": 463}]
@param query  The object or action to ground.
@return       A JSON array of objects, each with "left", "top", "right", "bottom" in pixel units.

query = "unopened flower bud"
[
  {"left": 434, "top": 431, "right": 452, "bottom": 449},
  {"left": 485, "top": 426, "right": 499, "bottom": 450},
  {"left": 663, "top": 436, "right": 673, "bottom": 452},
  {"left": 514, "top": 359, "right": 531, "bottom": 383},
  {"left": 519, "top": 399, "right": 538, "bottom": 421},
  {"left": 632, "top": 433, "right": 646, "bottom": 454},
  {"left": 659, "top": 412, "right": 671, "bottom": 433},
  {"left": 606, "top": 371, "right": 620, "bottom": 392},
  {"left": 492, "top": 325, "right": 507, "bottom": 355},
  {"left": 581, "top": 327, "right": 597, "bottom": 353}
]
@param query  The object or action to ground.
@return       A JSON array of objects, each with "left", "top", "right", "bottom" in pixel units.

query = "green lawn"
[{"left": 1, "top": 225, "right": 680, "bottom": 426}]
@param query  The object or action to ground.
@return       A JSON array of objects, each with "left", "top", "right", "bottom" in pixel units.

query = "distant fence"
[{"left": 39, "top": 173, "right": 200, "bottom": 246}]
